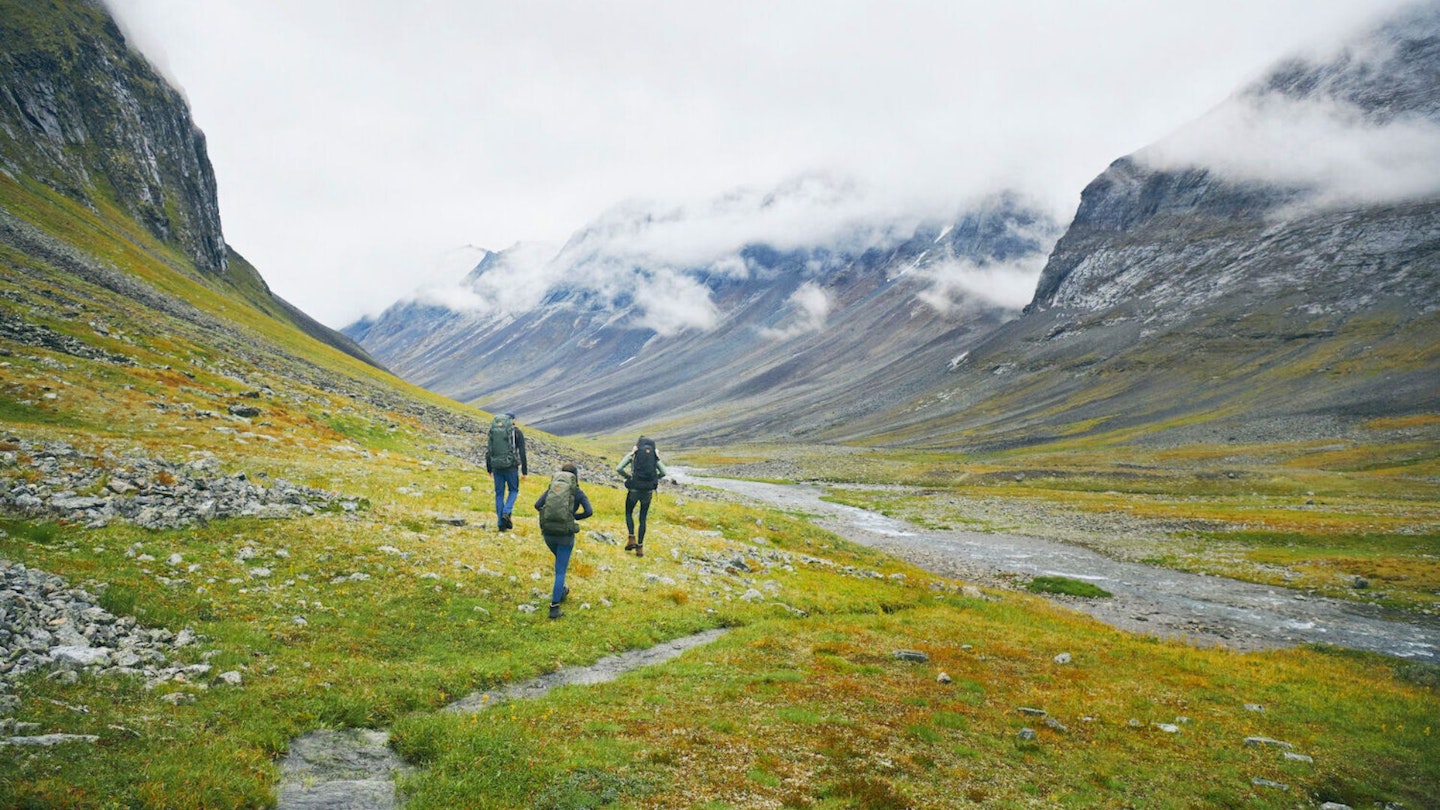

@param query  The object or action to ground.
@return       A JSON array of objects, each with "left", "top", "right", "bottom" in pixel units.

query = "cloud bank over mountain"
[
  {"left": 1139, "top": 5, "right": 1440, "bottom": 208},
  {"left": 404, "top": 175, "right": 1054, "bottom": 336}
]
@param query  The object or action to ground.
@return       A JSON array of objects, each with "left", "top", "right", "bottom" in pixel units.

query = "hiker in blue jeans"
[
  {"left": 534, "top": 463, "right": 593, "bottom": 619},
  {"left": 484, "top": 413, "right": 528, "bottom": 531}
]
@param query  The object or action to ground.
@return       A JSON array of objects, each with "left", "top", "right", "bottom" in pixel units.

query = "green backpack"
[
  {"left": 486, "top": 414, "right": 516, "bottom": 469},
  {"left": 538, "top": 470, "right": 579, "bottom": 534}
]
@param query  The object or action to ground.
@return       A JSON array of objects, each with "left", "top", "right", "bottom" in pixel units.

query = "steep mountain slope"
[
  {"left": 843, "top": 3, "right": 1440, "bottom": 449},
  {"left": 0, "top": 0, "right": 377, "bottom": 368},
  {"left": 0, "top": 0, "right": 580, "bottom": 471},
  {"left": 348, "top": 189, "right": 1060, "bottom": 441}
]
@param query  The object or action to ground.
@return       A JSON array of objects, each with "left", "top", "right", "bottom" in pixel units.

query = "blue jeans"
[
  {"left": 543, "top": 534, "right": 574, "bottom": 605},
  {"left": 492, "top": 467, "right": 520, "bottom": 518}
]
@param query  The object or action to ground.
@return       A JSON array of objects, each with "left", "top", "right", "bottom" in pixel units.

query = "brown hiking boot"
[
  {"left": 634, "top": 544, "right": 644, "bottom": 558},
  {"left": 624, "top": 535, "right": 638, "bottom": 551}
]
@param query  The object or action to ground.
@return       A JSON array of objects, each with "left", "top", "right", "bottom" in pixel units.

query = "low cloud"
[
  {"left": 1140, "top": 95, "right": 1440, "bottom": 207},
  {"left": 1138, "top": 11, "right": 1440, "bottom": 209},
  {"left": 760, "top": 282, "right": 833, "bottom": 340},
  {"left": 918, "top": 257, "right": 1048, "bottom": 313},
  {"left": 402, "top": 175, "right": 1055, "bottom": 336}
]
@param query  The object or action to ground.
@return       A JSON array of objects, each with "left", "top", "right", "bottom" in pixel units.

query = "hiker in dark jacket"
[
  {"left": 484, "top": 413, "right": 529, "bottom": 531},
  {"left": 533, "top": 462, "right": 593, "bottom": 619},
  {"left": 614, "top": 436, "right": 668, "bottom": 557}
]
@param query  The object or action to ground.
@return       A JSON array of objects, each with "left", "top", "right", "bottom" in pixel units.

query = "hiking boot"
[
  {"left": 548, "top": 604, "right": 563, "bottom": 620},
  {"left": 502, "top": 513, "right": 513, "bottom": 530},
  {"left": 624, "top": 535, "right": 638, "bottom": 551},
  {"left": 634, "top": 544, "right": 644, "bottom": 558}
]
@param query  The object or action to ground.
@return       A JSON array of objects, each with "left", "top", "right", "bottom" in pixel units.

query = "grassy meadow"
[{"left": 1, "top": 168, "right": 1437, "bottom": 807}]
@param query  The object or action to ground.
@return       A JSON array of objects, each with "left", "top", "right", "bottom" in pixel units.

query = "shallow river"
[{"left": 680, "top": 472, "right": 1440, "bottom": 664}]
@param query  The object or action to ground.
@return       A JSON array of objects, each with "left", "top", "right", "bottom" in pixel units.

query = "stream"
[{"left": 681, "top": 472, "right": 1440, "bottom": 664}]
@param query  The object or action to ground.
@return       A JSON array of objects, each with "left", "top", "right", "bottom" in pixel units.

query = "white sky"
[{"left": 104, "top": 0, "right": 1406, "bottom": 328}]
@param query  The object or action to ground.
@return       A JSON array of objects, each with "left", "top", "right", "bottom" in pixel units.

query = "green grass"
[
  {"left": 0, "top": 129, "right": 1436, "bottom": 807},
  {"left": 1027, "top": 575, "right": 1113, "bottom": 598}
]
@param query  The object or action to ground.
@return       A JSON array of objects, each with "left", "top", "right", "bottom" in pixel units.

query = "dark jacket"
[{"left": 484, "top": 428, "right": 528, "bottom": 475}]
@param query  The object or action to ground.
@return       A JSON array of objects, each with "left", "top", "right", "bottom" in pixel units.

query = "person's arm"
[
  {"left": 573, "top": 489, "right": 594, "bottom": 521},
  {"left": 656, "top": 458, "right": 670, "bottom": 479},
  {"left": 517, "top": 430, "right": 528, "bottom": 477},
  {"left": 615, "top": 451, "right": 634, "bottom": 478},
  {"left": 534, "top": 490, "right": 547, "bottom": 511}
]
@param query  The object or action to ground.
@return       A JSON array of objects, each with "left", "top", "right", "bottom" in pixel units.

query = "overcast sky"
[{"left": 105, "top": 0, "right": 1407, "bottom": 328}]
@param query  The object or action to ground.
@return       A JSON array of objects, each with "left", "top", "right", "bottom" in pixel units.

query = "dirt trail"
[
  {"left": 685, "top": 473, "right": 1440, "bottom": 663},
  {"left": 275, "top": 629, "right": 728, "bottom": 809}
]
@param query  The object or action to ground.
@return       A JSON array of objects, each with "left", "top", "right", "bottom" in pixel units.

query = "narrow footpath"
[
  {"left": 277, "top": 629, "right": 728, "bottom": 809},
  {"left": 684, "top": 473, "right": 1440, "bottom": 664}
]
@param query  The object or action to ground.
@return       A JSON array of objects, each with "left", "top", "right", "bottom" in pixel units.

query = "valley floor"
[{"left": 683, "top": 472, "right": 1440, "bottom": 662}]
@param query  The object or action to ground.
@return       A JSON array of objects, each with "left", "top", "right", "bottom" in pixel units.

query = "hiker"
[
  {"left": 484, "top": 412, "right": 528, "bottom": 531},
  {"left": 614, "top": 435, "right": 668, "bottom": 557},
  {"left": 533, "top": 462, "right": 593, "bottom": 619}
]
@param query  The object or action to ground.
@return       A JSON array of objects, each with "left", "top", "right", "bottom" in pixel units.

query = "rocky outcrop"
[
  {"left": 0, "top": 0, "right": 226, "bottom": 274},
  {"left": 0, "top": 559, "right": 210, "bottom": 713},
  {"left": 0, "top": 437, "right": 359, "bottom": 529}
]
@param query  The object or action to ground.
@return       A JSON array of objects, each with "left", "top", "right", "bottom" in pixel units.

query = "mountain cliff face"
[
  {"left": 0, "top": 0, "right": 225, "bottom": 274},
  {"left": 0, "top": 0, "right": 378, "bottom": 368},
  {"left": 850, "top": 3, "right": 1440, "bottom": 449},
  {"left": 347, "top": 189, "right": 1060, "bottom": 440}
]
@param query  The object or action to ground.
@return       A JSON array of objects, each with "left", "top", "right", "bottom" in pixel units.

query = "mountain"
[
  {"left": 346, "top": 185, "right": 1060, "bottom": 441},
  {"left": 0, "top": 0, "right": 376, "bottom": 368},
  {"left": 835, "top": 3, "right": 1440, "bottom": 449}
]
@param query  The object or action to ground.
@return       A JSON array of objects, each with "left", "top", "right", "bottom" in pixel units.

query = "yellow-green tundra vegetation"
[{"left": 1, "top": 172, "right": 1437, "bottom": 808}]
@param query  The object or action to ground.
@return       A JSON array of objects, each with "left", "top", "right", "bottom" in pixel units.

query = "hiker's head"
[
  {"left": 560, "top": 462, "right": 578, "bottom": 479},
  {"left": 637, "top": 435, "right": 649, "bottom": 447}
]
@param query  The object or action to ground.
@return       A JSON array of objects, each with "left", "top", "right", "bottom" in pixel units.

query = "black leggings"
[{"left": 624, "top": 489, "right": 653, "bottom": 542}]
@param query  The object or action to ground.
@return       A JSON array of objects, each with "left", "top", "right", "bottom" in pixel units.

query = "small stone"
[
  {"left": 1243, "top": 703, "right": 1265, "bottom": 713},
  {"left": 1319, "top": 803, "right": 1353, "bottom": 810},
  {"left": 936, "top": 672, "right": 952, "bottom": 684},
  {"left": 1250, "top": 777, "right": 1288, "bottom": 791},
  {"left": 0, "top": 734, "right": 99, "bottom": 747},
  {"left": 516, "top": 604, "right": 537, "bottom": 614},
  {"left": 218, "top": 671, "right": 243, "bottom": 686},
  {"left": 1053, "top": 652, "right": 1072, "bottom": 665},
  {"left": 1044, "top": 717, "right": 1068, "bottom": 733},
  {"left": 1016, "top": 727, "right": 1036, "bottom": 741},
  {"left": 1018, "top": 707, "right": 1047, "bottom": 717},
  {"left": 893, "top": 650, "right": 929, "bottom": 663},
  {"left": 1244, "top": 736, "right": 1294, "bottom": 750},
  {"left": 1154, "top": 723, "right": 1180, "bottom": 733},
  {"left": 1282, "top": 752, "right": 1314, "bottom": 764}
]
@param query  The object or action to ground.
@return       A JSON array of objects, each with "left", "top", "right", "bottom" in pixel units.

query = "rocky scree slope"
[{"left": 848, "top": 5, "right": 1440, "bottom": 449}]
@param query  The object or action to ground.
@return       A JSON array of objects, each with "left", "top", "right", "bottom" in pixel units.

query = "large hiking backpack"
[
  {"left": 538, "top": 470, "right": 579, "bottom": 534},
  {"left": 486, "top": 414, "right": 517, "bottom": 469},
  {"left": 630, "top": 437, "right": 659, "bottom": 491}
]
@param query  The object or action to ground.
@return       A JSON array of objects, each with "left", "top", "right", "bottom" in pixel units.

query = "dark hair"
[{"left": 560, "top": 462, "right": 578, "bottom": 477}]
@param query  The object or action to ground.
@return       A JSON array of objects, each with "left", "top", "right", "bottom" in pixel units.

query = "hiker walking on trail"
[
  {"left": 534, "top": 462, "right": 593, "bottom": 620},
  {"left": 615, "top": 436, "right": 668, "bottom": 557},
  {"left": 485, "top": 413, "right": 528, "bottom": 531}
]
